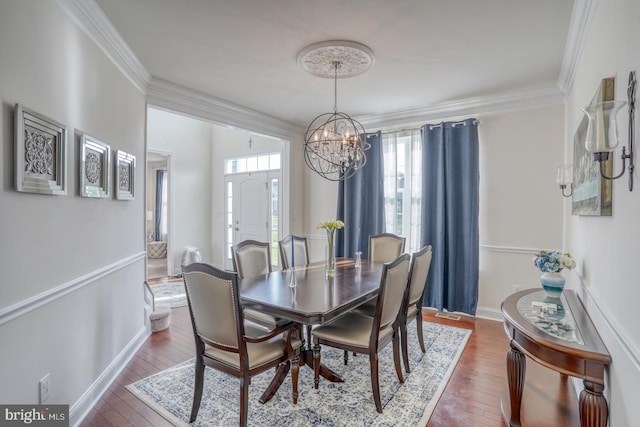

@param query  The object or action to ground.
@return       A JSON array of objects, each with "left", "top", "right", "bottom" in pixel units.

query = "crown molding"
[
  {"left": 358, "top": 85, "right": 566, "bottom": 129},
  {"left": 557, "top": 0, "right": 598, "bottom": 94},
  {"left": 146, "top": 78, "right": 304, "bottom": 140},
  {"left": 57, "top": 0, "right": 574, "bottom": 136},
  {"left": 57, "top": 0, "right": 150, "bottom": 93}
]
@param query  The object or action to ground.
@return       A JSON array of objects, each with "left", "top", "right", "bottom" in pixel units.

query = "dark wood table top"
[{"left": 240, "top": 258, "right": 384, "bottom": 325}]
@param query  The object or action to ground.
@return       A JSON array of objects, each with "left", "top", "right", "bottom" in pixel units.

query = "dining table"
[{"left": 239, "top": 257, "right": 385, "bottom": 402}]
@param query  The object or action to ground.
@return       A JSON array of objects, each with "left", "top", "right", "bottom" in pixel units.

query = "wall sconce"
[
  {"left": 557, "top": 165, "right": 573, "bottom": 197},
  {"left": 581, "top": 71, "right": 635, "bottom": 191}
]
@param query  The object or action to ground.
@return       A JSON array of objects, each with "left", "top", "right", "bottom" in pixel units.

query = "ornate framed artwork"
[
  {"left": 80, "top": 134, "right": 111, "bottom": 198},
  {"left": 14, "top": 104, "right": 67, "bottom": 195},
  {"left": 572, "top": 77, "right": 614, "bottom": 216},
  {"left": 116, "top": 150, "right": 135, "bottom": 200}
]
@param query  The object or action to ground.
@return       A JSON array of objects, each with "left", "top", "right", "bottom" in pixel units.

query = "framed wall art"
[
  {"left": 80, "top": 133, "right": 111, "bottom": 198},
  {"left": 116, "top": 150, "right": 136, "bottom": 200},
  {"left": 14, "top": 104, "right": 67, "bottom": 195},
  {"left": 572, "top": 77, "right": 614, "bottom": 216}
]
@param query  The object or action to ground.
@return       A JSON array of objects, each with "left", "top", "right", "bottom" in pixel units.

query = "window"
[
  {"left": 382, "top": 130, "right": 422, "bottom": 253},
  {"left": 225, "top": 153, "right": 280, "bottom": 174},
  {"left": 270, "top": 179, "right": 279, "bottom": 264}
]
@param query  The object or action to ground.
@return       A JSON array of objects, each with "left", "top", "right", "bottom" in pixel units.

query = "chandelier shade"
[{"left": 299, "top": 41, "right": 374, "bottom": 181}]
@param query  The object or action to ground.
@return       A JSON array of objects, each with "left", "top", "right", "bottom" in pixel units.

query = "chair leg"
[
  {"left": 313, "top": 340, "right": 321, "bottom": 389},
  {"left": 392, "top": 330, "right": 404, "bottom": 384},
  {"left": 369, "top": 352, "right": 383, "bottom": 413},
  {"left": 401, "top": 322, "right": 410, "bottom": 373},
  {"left": 344, "top": 350, "right": 349, "bottom": 365},
  {"left": 416, "top": 313, "right": 426, "bottom": 353},
  {"left": 291, "top": 353, "right": 300, "bottom": 404},
  {"left": 189, "top": 357, "right": 205, "bottom": 422},
  {"left": 239, "top": 375, "right": 249, "bottom": 427}
]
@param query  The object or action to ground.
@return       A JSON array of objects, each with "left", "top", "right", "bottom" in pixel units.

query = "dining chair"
[
  {"left": 343, "top": 233, "right": 406, "bottom": 365},
  {"left": 369, "top": 233, "right": 406, "bottom": 263},
  {"left": 311, "top": 254, "right": 411, "bottom": 413},
  {"left": 400, "top": 245, "right": 433, "bottom": 372},
  {"left": 278, "top": 235, "right": 310, "bottom": 269},
  {"left": 353, "top": 245, "right": 433, "bottom": 372},
  {"left": 182, "top": 262, "right": 302, "bottom": 427},
  {"left": 232, "top": 240, "right": 289, "bottom": 329}
]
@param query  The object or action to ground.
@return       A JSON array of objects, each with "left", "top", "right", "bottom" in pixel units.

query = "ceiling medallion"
[
  {"left": 297, "top": 40, "right": 375, "bottom": 79},
  {"left": 298, "top": 41, "right": 374, "bottom": 181}
]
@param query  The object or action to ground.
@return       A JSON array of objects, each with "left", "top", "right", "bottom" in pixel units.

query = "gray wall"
[{"left": 0, "top": 0, "right": 146, "bottom": 423}]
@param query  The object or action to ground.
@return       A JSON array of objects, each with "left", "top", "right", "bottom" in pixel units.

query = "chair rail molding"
[{"left": 0, "top": 252, "right": 146, "bottom": 326}]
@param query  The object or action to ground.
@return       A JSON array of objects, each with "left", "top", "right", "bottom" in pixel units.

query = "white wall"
[
  {"left": 0, "top": 0, "right": 146, "bottom": 422},
  {"left": 477, "top": 104, "right": 565, "bottom": 318},
  {"left": 564, "top": 0, "right": 640, "bottom": 424},
  {"left": 146, "top": 108, "right": 213, "bottom": 272}
]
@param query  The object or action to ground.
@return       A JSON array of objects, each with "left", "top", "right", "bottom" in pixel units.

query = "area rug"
[
  {"left": 151, "top": 280, "right": 187, "bottom": 308},
  {"left": 126, "top": 321, "right": 471, "bottom": 426}
]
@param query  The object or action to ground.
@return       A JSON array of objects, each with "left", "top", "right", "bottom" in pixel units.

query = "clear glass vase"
[{"left": 325, "top": 230, "right": 336, "bottom": 278}]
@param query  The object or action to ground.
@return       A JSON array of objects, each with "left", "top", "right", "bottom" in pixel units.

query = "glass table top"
[{"left": 516, "top": 290, "right": 584, "bottom": 345}]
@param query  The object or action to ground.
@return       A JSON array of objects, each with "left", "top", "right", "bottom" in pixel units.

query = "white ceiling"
[{"left": 94, "top": 0, "right": 575, "bottom": 128}]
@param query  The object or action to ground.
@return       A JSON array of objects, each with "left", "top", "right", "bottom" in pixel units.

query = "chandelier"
[{"left": 298, "top": 41, "right": 374, "bottom": 181}]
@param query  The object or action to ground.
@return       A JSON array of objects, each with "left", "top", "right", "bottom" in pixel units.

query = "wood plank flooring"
[{"left": 80, "top": 308, "right": 579, "bottom": 426}]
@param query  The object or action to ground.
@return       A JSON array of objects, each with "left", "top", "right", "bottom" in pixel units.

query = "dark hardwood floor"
[{"left": 80, "top": 308, "right": 579, "bottom": 426}]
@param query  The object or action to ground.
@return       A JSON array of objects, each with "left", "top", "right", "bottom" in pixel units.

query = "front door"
[{"left": 225, "top": 172, "right": 270, "bottom": 270}]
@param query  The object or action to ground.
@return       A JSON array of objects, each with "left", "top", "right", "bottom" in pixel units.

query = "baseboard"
[
  {"left": 475, "top": 306, "right": 503, "bottom": 322},
  {"left": 69, "top": 325, "right": 150, "bottom": 426}
]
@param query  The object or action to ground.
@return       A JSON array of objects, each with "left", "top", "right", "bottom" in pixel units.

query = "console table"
[{"left": 501, "top": 289, "right": 611, "bottom": 427}]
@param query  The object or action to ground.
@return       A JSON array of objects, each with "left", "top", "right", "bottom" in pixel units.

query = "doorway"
[
  {"left": 146, "top": 151, "right": 172, "bottom": 279},
  {"left": 224, "top": 169, "right": 280, "bottom": 271}
]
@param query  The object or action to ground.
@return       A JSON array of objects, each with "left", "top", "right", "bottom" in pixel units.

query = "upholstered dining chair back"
[
  {"left": 377, "top": 254, "right": 412, "bottom": 331},
  {"left": 369, "top": 233, "right": 406, "bottom": 263},
  {"left": 183, "top": 263, "right": 242, "bottom": 350},
  {"left": 407, "top": 245, "right": 433, "bottom": 307},
  {"left": 279, "top": 235, "right": 310, "bottom": 269},
  {"left": 232, "top": 240, "right": 272, "bottom": 279}
]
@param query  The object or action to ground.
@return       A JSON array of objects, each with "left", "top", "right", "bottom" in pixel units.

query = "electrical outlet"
[
  {"left": 513, "top": 284, "right": 523, "bottom": 292},
  {"left": 39, "top": 374, "right": 50, "bottom": 404}
]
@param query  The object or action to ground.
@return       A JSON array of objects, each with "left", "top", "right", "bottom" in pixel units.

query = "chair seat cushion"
[
  {"left": 244, "top": 308, "right": 290, "bottom": 328},
  {"left": 352, "top": 299, "right": 377, "bottom": 317},
  {"left": 311, "top": 312, "right": 393, "bottom": 349},
  {"left": 205, "top": 324, "right": 302, "bottom": 370}
]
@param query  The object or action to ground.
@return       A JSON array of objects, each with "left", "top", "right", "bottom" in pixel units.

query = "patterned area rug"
[
  {"left": 126, "top": 321, "right": 471, "bottom": 426},
  {"left": 151, "top": 280, "right": 187, "bottom": 308}
]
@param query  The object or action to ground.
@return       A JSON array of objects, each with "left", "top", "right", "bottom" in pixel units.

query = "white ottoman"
[{"left": 150, "top": 307, "right": 171, "bottom": 332}]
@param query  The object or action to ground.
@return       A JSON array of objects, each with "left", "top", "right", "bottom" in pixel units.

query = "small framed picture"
[
  {"left": 80, "top": 133, "right": 111, "bottom": 198},
  {"left": 116, "top": 150, "right": 135, "bottom": 200},
  {"left": 14, "top": 104, "right": 67, "bottom": 195}
]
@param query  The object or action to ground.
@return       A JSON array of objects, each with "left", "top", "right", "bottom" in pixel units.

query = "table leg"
[
  {"left": 506, "top": 341, "right": 526, "bottom": 427},
  {"left": 299, "top": 324, "right": 344, "bottom": 382},
  {"left": 579, "top": 381, "right": 608, "bottom": 427},
  {"left": 259, "top": 362, "right": 290, "bottom": 404}
]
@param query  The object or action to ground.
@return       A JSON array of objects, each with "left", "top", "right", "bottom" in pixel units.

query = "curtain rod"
[
  {"left": 379, "top": 119, "right": 480, "bottom": 134},
  {"left": 428, "top": 119, "right": 479, "bottom": 129}
]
